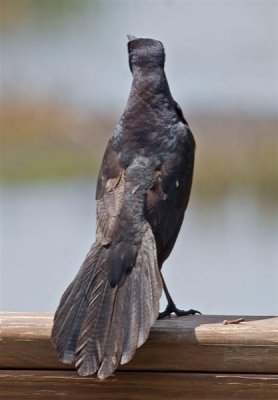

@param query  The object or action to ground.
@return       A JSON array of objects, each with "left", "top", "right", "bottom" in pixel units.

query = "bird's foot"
[{"left": 158, "top": 303, "right": 201, "bottom": 319}]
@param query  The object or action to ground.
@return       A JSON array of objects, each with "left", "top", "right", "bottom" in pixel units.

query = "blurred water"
[
  {"left": 3, "top": 0, "right": 277, "bottom": 116},
  {"left": 2, "top": 181, "right": 277, "bottom": 315}
]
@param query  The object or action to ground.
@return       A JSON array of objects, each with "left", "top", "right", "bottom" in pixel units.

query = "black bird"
[{"left": 52, "top": 35, "right": 199, "bottom": 379}]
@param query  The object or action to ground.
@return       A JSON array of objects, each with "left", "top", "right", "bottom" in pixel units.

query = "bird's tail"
[{"left": 51, "top": 224, "right": 162, "bottom": 379}]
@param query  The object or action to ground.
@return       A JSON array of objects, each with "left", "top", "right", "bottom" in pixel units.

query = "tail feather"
[
  {"left": 76, "top": 279, "right": 117, "bottom": 376},
  {"left": 51, "top": 243, "right": 103, "bottom": 363},
  {"left": 120, "top": 268, "right": 141, "bottom": 365},
  {"left": 137, "top": 226, "right": 161, "bottom": 347},
  {"left": 97, "top": 280, "right": 131, "bottom": 379},
  {"left": 51, "top": 223, "right": 162, "bottom": 379}
]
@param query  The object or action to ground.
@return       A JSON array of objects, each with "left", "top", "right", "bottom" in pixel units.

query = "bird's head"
[{"left": 127, "top": 35, "right": 165, "bottom": 73}]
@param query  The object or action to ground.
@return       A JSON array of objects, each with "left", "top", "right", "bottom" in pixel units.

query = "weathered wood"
[
  {"left": 1, "top": 313, "right": 277, "bottom": 374},
  {"left": 0, "top": 370, "right": 277, "bottom": 400}
]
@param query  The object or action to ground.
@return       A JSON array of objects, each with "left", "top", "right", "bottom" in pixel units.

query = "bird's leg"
[{"left": 158, "top": 273, "right": 201, "bottom": 319}]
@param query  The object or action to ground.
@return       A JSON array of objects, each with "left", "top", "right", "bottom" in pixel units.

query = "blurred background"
[{"left": 2, "top": 0, "right": 277, "bottom": 315}]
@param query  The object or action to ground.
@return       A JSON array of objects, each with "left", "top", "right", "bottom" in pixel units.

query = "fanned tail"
[{"left": 51, "top": 224, "right": 162, "bottom": 379}]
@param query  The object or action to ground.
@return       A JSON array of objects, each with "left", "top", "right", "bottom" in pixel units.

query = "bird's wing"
[
  {"left": 95, "top": 140, "right": 125, "bottom": 245},
  {"left": 146, "top": 126, "right": 195, "bottom": 265},
  {"left": 173, "top": 100, "right": 190, "bottom": 127}
]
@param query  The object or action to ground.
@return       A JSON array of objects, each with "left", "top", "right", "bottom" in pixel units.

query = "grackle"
[{"left": 52, "top": 35, "right": 200, "bottom": 380}]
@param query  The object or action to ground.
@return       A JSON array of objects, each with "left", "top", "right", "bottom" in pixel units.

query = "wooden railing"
[{"left": 0, "top": 313, "right": 277, "bottom": 399}]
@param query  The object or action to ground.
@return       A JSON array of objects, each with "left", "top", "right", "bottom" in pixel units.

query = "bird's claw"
[{"left": 158, "top": 303, "right": 201, "bottom": 319}]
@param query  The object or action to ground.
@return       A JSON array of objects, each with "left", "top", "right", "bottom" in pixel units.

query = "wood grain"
[
  {"left": 1, "top": 313, "right": 277, "bottom": 374},
  {"left": 0, "top": 370, "right": 277, "bottom": 400}
]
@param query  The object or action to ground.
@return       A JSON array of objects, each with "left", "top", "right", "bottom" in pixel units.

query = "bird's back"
[
  {"left": 108, "top": 62, "right": 195, "bottom": 266},
  {"left": 52, "top": 35, "right": 195, "bottom": 380}
]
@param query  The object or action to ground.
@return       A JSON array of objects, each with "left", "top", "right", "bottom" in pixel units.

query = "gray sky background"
[{"left": 3, "top": 0, "right": 277, "bottom": 116}]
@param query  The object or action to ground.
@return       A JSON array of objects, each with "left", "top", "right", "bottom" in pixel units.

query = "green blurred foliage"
[
  {"left": 2, "top": 97, "right": 109, "bottom": 183},
  {"left": 2, "top": 98, "right": 277, "bottom": 205},
  {"left": 2, "top": 0, "right": 97, "bottom": 32},
  {"left": 193, "top": 115, "right": 277, "bottom": 203}
]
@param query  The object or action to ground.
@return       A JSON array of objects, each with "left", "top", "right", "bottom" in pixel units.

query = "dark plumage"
[{"left": 52, "top": 35, "right": 198, "bottom": 379}]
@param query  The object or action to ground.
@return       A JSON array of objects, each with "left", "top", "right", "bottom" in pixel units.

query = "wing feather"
[{"left": 96, "top": 171, "right": 125, "bottom": 246}]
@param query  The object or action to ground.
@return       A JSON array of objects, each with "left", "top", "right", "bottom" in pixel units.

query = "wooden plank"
[
  {"left": 1, "top": 313, "right": 277, "bottom": 374},
  {"left": 0, "top": 370, "right": 277, "bottom": 400}
]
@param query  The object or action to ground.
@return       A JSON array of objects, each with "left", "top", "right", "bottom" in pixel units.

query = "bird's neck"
[{"left": 126, "top": 67, "right": 173, "bottom": 108}]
